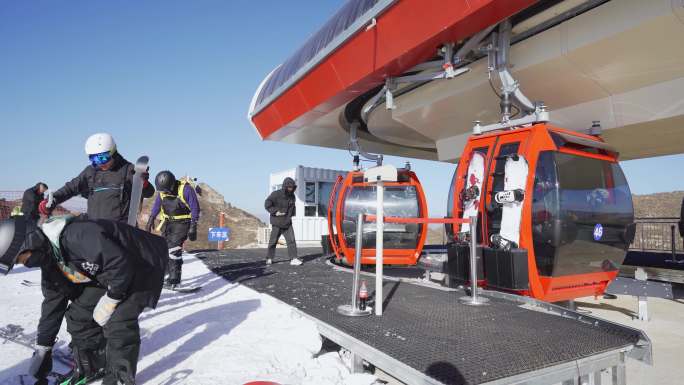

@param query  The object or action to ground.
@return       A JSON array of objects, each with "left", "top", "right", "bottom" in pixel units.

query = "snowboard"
[
  {"left": 163, "top": 284, "right": 202, "bottom": 294},
  {"left": 127, "top": 156, "right": 150, "bottom": 227},
  {"left": 491, "top": 155, "right": 528, "bottom": 250},
  {"left": 460, "top": 152, "right": 485, "bottom": 234}
]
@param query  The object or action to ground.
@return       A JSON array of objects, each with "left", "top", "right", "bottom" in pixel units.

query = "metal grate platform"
[{"left": 200, "top": 249, "right": 649, "bottom": 385}]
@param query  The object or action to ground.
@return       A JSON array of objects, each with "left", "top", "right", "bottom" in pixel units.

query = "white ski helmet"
[{"left": 84, "top": 133, "right": 116, "bottom": 155}]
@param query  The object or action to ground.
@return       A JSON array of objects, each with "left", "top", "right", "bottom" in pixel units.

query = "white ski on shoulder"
[{"left": 460, "top": 152, "right": 485, "bottom": 233}]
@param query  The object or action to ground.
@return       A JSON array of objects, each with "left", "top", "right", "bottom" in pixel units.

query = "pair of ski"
[{"left": 459, "top": 152, "right": 528, "bottom": 250}]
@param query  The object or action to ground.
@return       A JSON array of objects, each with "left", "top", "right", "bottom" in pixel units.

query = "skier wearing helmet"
[
  {"left": 146, "top": 170, "right": 201, "bottom": 288},
  {"left": 0, "top": 215, "right": 167, "bottom": 385},
  {"left": 43, "top": 133, "right": 155, "bottom": 221},
  {"left": 32, "top": 133, "right": 155, "bottom": 383}
]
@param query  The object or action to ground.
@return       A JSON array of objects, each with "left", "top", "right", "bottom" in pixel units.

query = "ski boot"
[{"left": 59, "top": 347, "right": 106, "bottom": 385}]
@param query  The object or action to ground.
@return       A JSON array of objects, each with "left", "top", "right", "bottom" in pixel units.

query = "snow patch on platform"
[{"left": 0, "top": 254, "right": 376, "bottom": 385}]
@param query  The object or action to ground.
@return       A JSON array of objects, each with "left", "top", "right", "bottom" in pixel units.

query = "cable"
[{"left": 488, "top": 72, "right": 502, "bottom": 99}]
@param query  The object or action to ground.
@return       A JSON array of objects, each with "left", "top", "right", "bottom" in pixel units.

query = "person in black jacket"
[
  {"left": 35, "top": 133, "right": 155, "bottom": 383},
  {"left": 20, "top": 182, "right": 48, "bottom": 225},
  {"left": 264, "top": 177, "right": 301, "bottom": 266},
  {"left": 44, "top": 133, "right": 155, "bottom": 222},
  {"left": 0, "top": 215, "right": 167, "bottom": 385}
]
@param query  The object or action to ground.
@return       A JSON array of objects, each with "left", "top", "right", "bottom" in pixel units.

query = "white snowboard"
[
  {"left": 460, "top": 152, "right": 485, "bottom": 233},
  {"left": 496, "top": 155, "right": 528, "bottom": 247}
]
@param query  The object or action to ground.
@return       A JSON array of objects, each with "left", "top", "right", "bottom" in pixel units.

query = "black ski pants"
[
  {"left": 267, "top": 225, "right": 297, "bottom": 259},
  {"left": 37, "top": 283, "right": 69, "bottom": 347},
  {"left": 65, "top": 285, "right": 147, "bottom": 385},
  {"left": 163, "top": 221, "right": 190, "bottom": 284}
]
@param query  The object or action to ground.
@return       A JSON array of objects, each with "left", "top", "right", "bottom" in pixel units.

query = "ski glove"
[
  {"left": 38, "top": 200, "right": 53, "bottom": 216},
  {"left": 188, "top": 222, "right": 198, "bottom": 241},
  {"left": 275, "top": 211, "right": 286, "bottom": 217},
  {"left": 28, "top": 345, "right": 52, "bottom": 379},
  {"left": 93, "top": 294, "right": 121, "bottom": 327}
]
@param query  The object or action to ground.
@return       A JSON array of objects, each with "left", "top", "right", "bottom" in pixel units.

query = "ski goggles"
[{"left": 88, "top": 151, "right": 113, "bottom": 167}]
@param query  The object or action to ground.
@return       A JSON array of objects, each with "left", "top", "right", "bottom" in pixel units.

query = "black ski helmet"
[
  {"left": 0, "top": 217, "right": 28, "bottom": 274},
  {"left": 155, "top": 170, "right": 177, "bottom": 193}
]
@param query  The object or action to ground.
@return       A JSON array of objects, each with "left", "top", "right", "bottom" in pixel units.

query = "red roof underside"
[{"left": 252, "top": 0, "right": 538, "bottom": 141}]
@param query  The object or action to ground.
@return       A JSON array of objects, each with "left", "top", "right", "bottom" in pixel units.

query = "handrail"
[{"left": 365, "top": 214, "right": 470, "bottom": 225}]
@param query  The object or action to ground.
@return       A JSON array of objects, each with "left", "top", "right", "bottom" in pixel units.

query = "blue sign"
[
  {"left": 593, "top": 224, "right": 603, "bottom": 241},
  {"left": 208, "top": 227, "right": 230, "bottom": 242}
]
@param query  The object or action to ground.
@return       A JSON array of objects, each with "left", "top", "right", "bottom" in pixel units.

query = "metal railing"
[
  {"left": 0, "top": 191, "right": 87, "bottom": 221},
  {"left": 630, "top": 217, "right": 682, "bottom": 255}
]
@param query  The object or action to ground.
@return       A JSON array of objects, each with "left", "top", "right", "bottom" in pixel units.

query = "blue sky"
[{"left": 1, "top": 1, "right": 682, "bottom": 219}]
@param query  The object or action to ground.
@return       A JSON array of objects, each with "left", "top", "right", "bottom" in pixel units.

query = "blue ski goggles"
[{"left": 88, "top": 151, "right": 113, "bottom": 167}]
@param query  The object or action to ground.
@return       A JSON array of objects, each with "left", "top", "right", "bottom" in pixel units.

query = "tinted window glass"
[
  {"left": 532, "top": 152, "right": 559, "bottom": 276},
  {"left": 342, "top": 186, "right": 421, "bottom": 249},
  {"left": 318, "top": 182, "right": 334, "bottom": 217},
  {"left": 304, "top": 206, "right": 317, "bottom": 217},
  {"left": 305, "top": 182, "right": 316, "bottom": 203},
  {"left": 532, "top": 152, "right": 633, "bottom": 277}
]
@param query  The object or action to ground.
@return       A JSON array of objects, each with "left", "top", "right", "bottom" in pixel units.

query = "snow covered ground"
[{"left": 0, "top": 254, "right": 377, "bottom": 385}]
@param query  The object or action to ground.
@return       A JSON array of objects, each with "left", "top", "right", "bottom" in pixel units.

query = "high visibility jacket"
[{"left": 156, "top": 181, "right": 192, "bottom": 230}]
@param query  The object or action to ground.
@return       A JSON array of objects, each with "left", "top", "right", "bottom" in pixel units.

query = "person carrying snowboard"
[
  {"left": 43, "top": 133, "right": 155, "bottom": 222},
  {"left": 33, "top": 133, "right": 155, "bottom": 383},
  {"left": 0, "top": 215, "right": 167, "bottom": 385},
  {"left": 146, "top": 171, "right": 200, "bottom": 288},
  {"left": 264, "top": 177, "right": 301, "bottom": 266}
]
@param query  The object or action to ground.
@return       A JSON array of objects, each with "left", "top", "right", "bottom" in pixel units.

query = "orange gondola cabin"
[
  {"left": 328, "top": 168, "right": 428, "bottom": 266},
  {"left": 446, "top": 123, "right": 635, "bottom": 302}
]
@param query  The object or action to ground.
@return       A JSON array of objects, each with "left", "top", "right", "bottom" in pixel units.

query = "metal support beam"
[
  {"left": 610, "top": 353, "right": 626, "bottom": 385},
  {"left": 635, "top": 267, "right": 649, "bottom": 321},
  {"left": 351, "top": 352, "right": 364, "bottom": 373}
]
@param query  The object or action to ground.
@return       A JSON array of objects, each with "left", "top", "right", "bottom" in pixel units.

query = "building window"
[
  {"left": 318, "top": 182, "right": 334, "bottom": 217},
  {"left": 305, "top": 182, "right": 316, "bottom": 203},
  {"left": 304, "top": 206, "right": 317, "bottom": 217}
]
